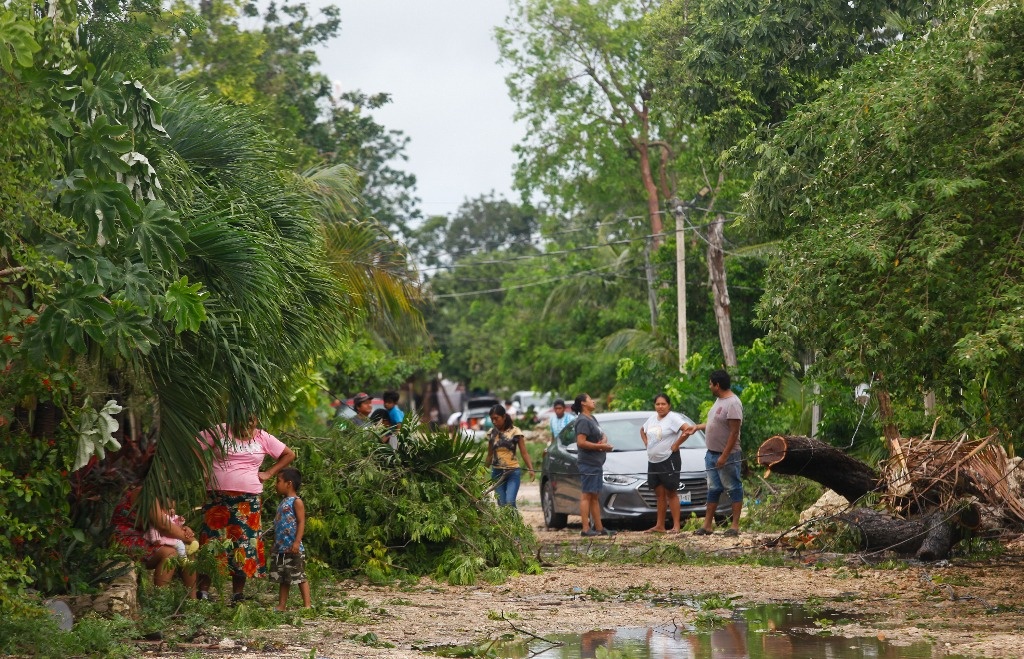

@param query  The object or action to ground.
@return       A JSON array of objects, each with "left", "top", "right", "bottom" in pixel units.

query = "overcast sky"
[{"left": 313, "top": 0, "right": 522, "bottom": 220}]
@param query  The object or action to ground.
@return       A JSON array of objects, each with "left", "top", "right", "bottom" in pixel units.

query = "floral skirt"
[{"left": 198, "top": 491, "right": 266, "bottom": 579}]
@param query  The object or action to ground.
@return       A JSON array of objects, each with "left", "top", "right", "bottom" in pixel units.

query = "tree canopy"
[{"left": 746, "top": 2, "right": 1024, "bottom": 438}]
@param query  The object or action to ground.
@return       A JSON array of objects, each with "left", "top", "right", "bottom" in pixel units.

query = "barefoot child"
[{"left": 271, "top": 467, "right": 311, "bottom": 610}]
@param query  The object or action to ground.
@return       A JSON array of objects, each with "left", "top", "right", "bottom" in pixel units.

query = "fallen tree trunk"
[
  {"left": 839, "top": 507, "right": 928, "bottom": 555},
  {"left": 839, "top": 501, "right": 979, "bottom": 561},
  {"left": 757, "top": 435, "right": 881, "bottom": 502}
]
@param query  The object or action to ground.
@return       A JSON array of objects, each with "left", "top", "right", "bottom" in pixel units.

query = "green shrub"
[
  {"left": 288, "top": 420, "right": 539, "bottom": 584},
  {"left": 0, "top": 605, "right": 136, "bottom": 657}
]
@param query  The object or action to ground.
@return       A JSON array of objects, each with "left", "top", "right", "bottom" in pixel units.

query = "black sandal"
[{"left": 692, "top": 527, "right": 713, "bottom": 536}]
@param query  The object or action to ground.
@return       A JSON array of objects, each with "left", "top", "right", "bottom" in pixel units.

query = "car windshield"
[
  {"left": 559, "top": 415, "right": 706, "bottom": 451},
  {"left": 519, "top": 393, "right": 551, "bottom": 409}
]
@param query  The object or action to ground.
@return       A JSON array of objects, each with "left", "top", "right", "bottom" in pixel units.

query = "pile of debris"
[{"left": 757, "top": 431, "right": 1024, "bottom": 560}]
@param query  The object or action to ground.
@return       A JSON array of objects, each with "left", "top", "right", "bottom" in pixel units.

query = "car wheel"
[{"left": 541, "top": 480, "right": 568, "bottom": 529}]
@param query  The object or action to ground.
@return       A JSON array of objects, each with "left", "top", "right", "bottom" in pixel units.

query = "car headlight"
[{"left": 603, "top": 474, "right": 640, "bottom": 486}]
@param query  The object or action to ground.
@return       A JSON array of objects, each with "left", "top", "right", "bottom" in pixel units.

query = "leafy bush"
[
  {"left": 288, "top": 419, "right": 539, "bottom": 584},
  {"left": 0, "top": 606, "right": 136, "bottom": 657},
  {"left": 0, "top": 428, "right": 122, "bottom": 604}
]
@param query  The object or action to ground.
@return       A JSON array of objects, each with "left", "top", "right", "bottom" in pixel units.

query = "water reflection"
[{"left": 493, "top": 603, "right": 958, "bottom": 658}]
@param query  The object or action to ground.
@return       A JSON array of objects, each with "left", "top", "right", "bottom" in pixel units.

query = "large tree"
[
  {"left": 746, "top": 2, "right": 1024, "bottom": 441},
  {"left": 497, "top": 0, "right": 683, "bottom": 239},
  {"left": 163, "top": 0, "right": 421, "bottom": 236}
]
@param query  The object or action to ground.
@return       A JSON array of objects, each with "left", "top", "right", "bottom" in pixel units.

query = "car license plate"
[{"left": 679, "top": 492, "right": 691, "bottom": 504}]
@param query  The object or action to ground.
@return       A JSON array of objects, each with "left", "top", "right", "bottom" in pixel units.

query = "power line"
[
  {"left": 431, "top": 263, "right": 620, "bottom": 299},
  {"left": 416, "top": 206, "right": 745, "bottom": 273},
  {"left": 419, "top": 220, "right": 740, "bottom": 274}
]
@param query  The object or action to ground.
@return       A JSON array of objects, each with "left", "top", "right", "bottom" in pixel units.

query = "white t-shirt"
[{"left": 642, "top": 411, "right": 685, "bottom": 463}]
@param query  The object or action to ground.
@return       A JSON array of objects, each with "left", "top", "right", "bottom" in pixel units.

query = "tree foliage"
[
  {"left": 293, "top": 423, "right": 539, "bottom": 585},
  {"left": 497, "top": 0, "right": 686, "bottom": 236},
  {"left": 746, "top": 2, "right": 1024, "bottom": 441}
]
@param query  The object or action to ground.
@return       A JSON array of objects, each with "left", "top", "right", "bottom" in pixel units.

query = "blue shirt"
[
  {"left": 550, "top": 411, "right": 576, "bottom": 439},
  {"left": 388, "top": 406, "right": 405, "bottom": 425},
  {"left": 273, "top": 496, "right": 304, "bottom": 553}
]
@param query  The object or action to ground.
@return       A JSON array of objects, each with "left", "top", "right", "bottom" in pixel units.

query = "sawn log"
[{"left": 757, "top": 435, "right": 880, "bottom": 502}]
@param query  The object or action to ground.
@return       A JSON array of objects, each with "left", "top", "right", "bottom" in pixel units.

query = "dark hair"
[
  {"left": 279, "top": 467, "right": 302, "bottom": 493},
  {"left": 653, "top": 392, "right": 671, "bottom": 406},
  {"left": 489, "top": 404, "right": 514, "bottom": 430},
  {"left": 383, "top": 390, "right": 400, "bottom": 404},
  {"left": 709, "top": 370, "right": 731, "bottom": 391},
  {"left": 553, "top": 398, "right": 565, "bottom": 407},
  {"left": 570, "top": 394, "right": 588, "bottom": 415},
  {"left": 369, "top": 408, "right": 390, "bottom": 424}
]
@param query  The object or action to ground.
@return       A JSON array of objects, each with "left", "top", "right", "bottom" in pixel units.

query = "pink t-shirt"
[{"left": 198, "top": 424, "right": 287, "bottom": 494}]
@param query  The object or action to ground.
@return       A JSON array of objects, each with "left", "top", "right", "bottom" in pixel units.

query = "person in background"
[
  {"left": 486, "top": 404, "right": 535, "bottom": 507},
  {"left": 572, "top": 393, "right": 615, "bottom": 537},
  {"left": 549, "top": 398, "right": 575, "bottom": 440},
  {"left": 271, "top": 467, "right": 311, "bottom": 611},
  {"left": 351, "top": 392, "right": 373, "bottom": 427},
  {"left": 681, "top": 370, "right": 744, "bottom": 537},
  {"left": 195, "top": 417, "right": 295, "bottom": 603},
  {"left": 640, "top": 393, "right": 686, "bottom": 533},
  {"left": 382, "top": 390, "right": 404, "bottom": 449}
]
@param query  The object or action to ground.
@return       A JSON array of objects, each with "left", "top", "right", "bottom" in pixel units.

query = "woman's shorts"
[
  {"left": 579, "top": 464, "right": 603, "bottom": 494},
  {"left": 647, "top": 451, "right": 681, "bottom": 491},
  {"left": 269, "top": 551, "right": 307, "bottom": 585}
]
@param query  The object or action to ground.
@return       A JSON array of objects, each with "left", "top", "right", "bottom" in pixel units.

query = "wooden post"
[
  {"left": 707, "top": 213, "right": 736, "bottom": 367},
  {"left": 673, "top": 202, "right": 687, "bottom": 372}
]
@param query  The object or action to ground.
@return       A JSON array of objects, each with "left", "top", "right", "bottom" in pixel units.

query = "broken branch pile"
[
  {"left": 881, "top": 432, "right": 1024, "bottom": 532},
  {"left": 757, "top": 432, "right": 1024, "bottom": 560}
]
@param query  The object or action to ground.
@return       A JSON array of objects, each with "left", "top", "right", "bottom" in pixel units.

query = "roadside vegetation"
[{"left": 5, "top": 0, "right": 1024, "bottom": 655}]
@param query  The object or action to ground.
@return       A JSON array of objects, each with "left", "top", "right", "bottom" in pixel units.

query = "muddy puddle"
[{"left": 435, "top": 603, "right": 967, "bottom": 658}]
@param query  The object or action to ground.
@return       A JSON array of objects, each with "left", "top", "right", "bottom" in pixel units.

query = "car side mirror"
[{"left": 565, "top": 443, "right": 578, "bottom": 452}]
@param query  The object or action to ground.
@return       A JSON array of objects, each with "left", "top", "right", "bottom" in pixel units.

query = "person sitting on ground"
[
  {"left": 271, "top": 467, "right": 311, "bottom": 611},
  {"left": 111, "top": 469, "right": 197, "bottom": 594},
  {"left": 144, "top": 501, "right": 200, "bottom": 558}
]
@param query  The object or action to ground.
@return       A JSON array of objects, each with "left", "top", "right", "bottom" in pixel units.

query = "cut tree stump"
[{"left": 757, "top": 435, "right": 880, "bottom": 502}]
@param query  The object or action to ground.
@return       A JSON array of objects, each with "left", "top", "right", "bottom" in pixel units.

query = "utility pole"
[{"left": 669, "top": 187, "right": 710, "bottom": 373}]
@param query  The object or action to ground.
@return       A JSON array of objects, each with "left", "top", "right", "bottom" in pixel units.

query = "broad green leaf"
[
  {"left": 0, "top": 12, "right": 40, "bottom": 72},
  {"left": 134, "top": 200, "right": 187, "bottom": 268},
  {"left": 163, "top": 276, "right": 207, "bottom": 334}
]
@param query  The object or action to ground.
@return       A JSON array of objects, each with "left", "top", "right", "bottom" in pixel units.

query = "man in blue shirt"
[{"left": 549, "top": 398, "right": 575, "bottom": 440}]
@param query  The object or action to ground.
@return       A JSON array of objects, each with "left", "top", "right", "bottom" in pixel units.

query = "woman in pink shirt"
[{"left": 195, "top": 418, "right": 295, "bottom": 603}]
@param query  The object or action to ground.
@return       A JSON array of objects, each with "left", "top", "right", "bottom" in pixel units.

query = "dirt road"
[{"left": 179, "top": 482, "right": 1024, "bottom": 658}]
